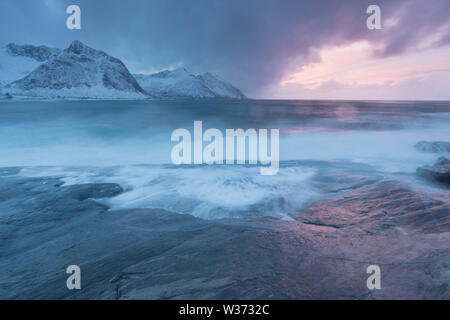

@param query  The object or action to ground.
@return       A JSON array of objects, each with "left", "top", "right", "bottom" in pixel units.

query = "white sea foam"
[{"left": 18, "top": 164, "right": 320, "bottom": 219}]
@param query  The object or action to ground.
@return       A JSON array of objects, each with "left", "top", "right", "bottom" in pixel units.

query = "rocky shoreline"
[
  {"left": 417, "top": 157, "right": 450, "bottom": 186},
  {"left": 0, "top": 162, "right": 448, "bottom": 299}
]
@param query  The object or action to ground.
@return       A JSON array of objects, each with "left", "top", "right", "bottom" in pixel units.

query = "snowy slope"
[
  {"left": 6, "top": 43, "right": 61, "bottom": 62},
  {"left": 5, "top": 41, "right": 149, "bottom": 99},
  {"left": 196, "top": 72, "right": 246, "bottom": 99},
  {"left": 0, "top": 44, "right": 48, "bottom": 89},
  {"left": 134, "top": 68, "right": 246, "bottom": 99}
]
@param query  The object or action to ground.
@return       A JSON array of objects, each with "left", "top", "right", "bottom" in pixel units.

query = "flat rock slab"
[
  {"left": 0, "top": 174, "right": 449, "bottom": 299},
  {"left": 290, "top": 180, "right": 450, "bottom": 233}
]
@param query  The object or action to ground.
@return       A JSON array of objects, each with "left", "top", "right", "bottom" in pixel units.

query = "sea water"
[{"left": 1, "top": 99, "right": 449, "bottom": 219}]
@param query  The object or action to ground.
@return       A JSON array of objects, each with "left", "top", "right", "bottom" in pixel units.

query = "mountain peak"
[
  {"left": 134, "top": 68, "right": 247, "bottom": 99},
  {"left": 67, "top": 40, "right": 96, "bottom": 55},
  {"left": 170, "top": 67, "right": 192, "bottom": 76},
  {"left": 6, "top": 41, "right": 148, "bottom": 99}
]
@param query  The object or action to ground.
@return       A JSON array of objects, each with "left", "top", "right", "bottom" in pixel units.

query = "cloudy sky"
[{"left": 1, "top": 0, "right": 449, "bottom": 100}]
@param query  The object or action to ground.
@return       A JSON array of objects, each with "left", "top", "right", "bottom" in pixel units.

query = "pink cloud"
[{"left": 271, "top": 40, "right": 450, "bottom": 100}]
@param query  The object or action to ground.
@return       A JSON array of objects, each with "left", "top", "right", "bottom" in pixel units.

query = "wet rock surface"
[
  {"left": 0, "top": 172, "right": 448, "bottom": 300},
  {"left": 290, "top": 180, "right": 450, "bottom": 233},
  {"left": 417, "top": 157, "right": 450, "bottom": 186}
]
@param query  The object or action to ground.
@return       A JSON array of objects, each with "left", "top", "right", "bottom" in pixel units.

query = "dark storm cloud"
[{"left": 1, "top": 0, "right": 449, "bottom": 96}]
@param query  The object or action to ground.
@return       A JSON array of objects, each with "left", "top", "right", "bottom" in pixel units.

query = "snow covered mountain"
[
  {"left": 134, "top": 68, "right": 246, "bottom": 99},
  {"left": 0, "top": 44, "right": 53, "bottom": 89},
  {"left": 3, "top": 41, "right": 148, "bottom": 99},
  {"left": 1, "top": 41, "right": 247, "bottom": 100}
]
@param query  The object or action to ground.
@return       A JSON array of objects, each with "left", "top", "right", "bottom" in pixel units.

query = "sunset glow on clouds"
[
  {"left": 275, "top": 37, "right": 450, "bottom": 100},
  {"left": 272, "top": 9, "right": 450, "bottom": 100},
  {"left": 281, "top": 41, "right": 450, "bottom": 89}
]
